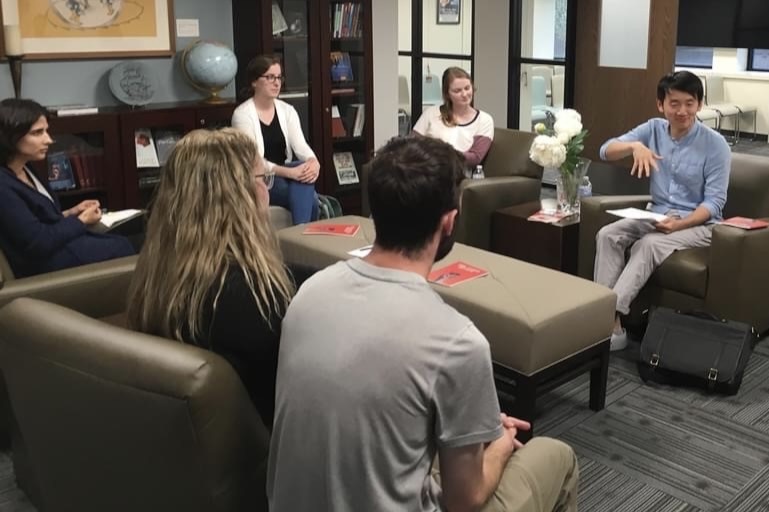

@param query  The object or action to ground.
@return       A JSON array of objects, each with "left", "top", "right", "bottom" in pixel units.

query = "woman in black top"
[{"left": 127, "top": 128, "right": 295, "bottom": 427}]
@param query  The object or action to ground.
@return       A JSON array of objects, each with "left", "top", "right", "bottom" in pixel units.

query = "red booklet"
[
  {"left": 428, "top": 261, "right": 489, "bottom": 287},
  {"left": 720, "top": 216, "right": 769, "bottom": 230},
  {"left": 527, "top": 210, "right": 573, "bottom": 224},
  {"left": 302, "top": 223, "right": 360, "bottom": 236}
]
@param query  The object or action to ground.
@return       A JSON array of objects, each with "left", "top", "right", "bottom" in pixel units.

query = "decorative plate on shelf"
[{"left": 108, "top": 61, "right": 158, "bottom": 106}]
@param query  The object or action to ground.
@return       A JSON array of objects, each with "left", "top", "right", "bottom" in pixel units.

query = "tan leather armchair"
[
  {"left": 360, "top": 128, "right": 543, "bottom": 250},
  {"left": 0, "top": 251, "right": 137, "bottom": 450},
  {"left": 0, "top": 298, "right": 270, "bottom": 512},
  {"left": 578, "top": 153, "right": 769, "bottom": 333}
]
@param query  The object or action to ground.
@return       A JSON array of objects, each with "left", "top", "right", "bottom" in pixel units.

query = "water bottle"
[
  {"left": 464, "top": 166, "right": 473, "bottom": 179},
  {"left": 579, "top": 176, "right": 592, "bottom": 198},
  {"left": 472, "top": 164, "right": 485, "bottom": 180}
]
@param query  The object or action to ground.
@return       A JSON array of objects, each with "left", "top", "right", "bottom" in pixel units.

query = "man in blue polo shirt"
[{"left": 596, "top": 70, "right": 731, "bottom": 351}]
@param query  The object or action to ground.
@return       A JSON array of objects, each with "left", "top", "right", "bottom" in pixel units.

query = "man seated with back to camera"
[
  {"left": 595, "top": 70, "right": 731, "bottom": 351},
  {"left": 267, "top": 135, "right": 578, "bottom": 512}
]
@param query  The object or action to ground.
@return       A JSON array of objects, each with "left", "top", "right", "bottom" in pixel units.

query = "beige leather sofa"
[
  {"left": 0, "top": 298, "right": 270, "bottom": 512},
  {"left": 361, "top": 128, "right": 543, "bottom": 250},
  {"left": 579, "top": 152, "right": 769, "bottom": 333}
]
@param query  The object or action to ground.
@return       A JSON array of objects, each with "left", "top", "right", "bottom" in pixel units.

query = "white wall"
[
  {"left": 372, "top": 1, "right": 399, "bottom": 150},
  {"left": 679, "top": 48, "right": 769, "bottom": 138},
  {"left": 474, "top": 1, "right": 510, "bottom": 126}
]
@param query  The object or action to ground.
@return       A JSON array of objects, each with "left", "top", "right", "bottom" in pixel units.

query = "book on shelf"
[
  {"left": 428, "top": 261, "right": 489, "bottom": 288},
  {"left": 138, "top": 173, "right": 162, "bottom": 188},
  {"left": 351, "top": 103, "right": 365, "bottom": 137},
  {"left": 46, "top": 104, "right": 99, "bottom": 116},
  {"left": 331, "top": 105, "right": 347, "bottom": 138},
  {"left": 330, "top": 87, "right": 356, "bottom": 95},
  {"left": 330, "top": 51, "right": 353, "bottom": 82},
  {"left": 153, "top": 129, "right": 182, "bottom": 167},
  {"left": 134, "top": 128, "right": 160, "bottom": 168},
  {"left": 719, "top": 216, "right": 769, "bottom": 230},
  {"left": 330, "top": 2, "right": 362, "bottom": 38},
  {"left": 79, "top": 148, "right": 102, "bottom": 188},
  {"left": 46, "top": 151, "right": 77, "bottom": 191},
  {"left": 302, "top": 223, "right": 360, "bottom": 237},
  {"left": 333, "top": 152, "right": 359, "bottom": 185}
]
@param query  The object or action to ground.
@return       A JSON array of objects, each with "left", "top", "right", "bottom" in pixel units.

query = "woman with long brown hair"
[
  {"left": 127, "top": 127, "right": 295, "bottom": 426},
  {"left": 413, "top": 66, "right": 494, "bottom": 167}
]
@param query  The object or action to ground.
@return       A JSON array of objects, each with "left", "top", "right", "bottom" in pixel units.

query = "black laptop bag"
[{"left": 638, "top": 307, "right": 757, "bottom": 395}]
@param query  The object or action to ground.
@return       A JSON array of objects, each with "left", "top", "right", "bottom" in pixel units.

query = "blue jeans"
[{"left": 269, "top": 164, "right": 319, "bottom": 225}]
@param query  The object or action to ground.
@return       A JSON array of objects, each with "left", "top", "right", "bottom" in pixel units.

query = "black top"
[
  {"left": 260, "top": 110, "right": 287, "bottom": 165},
  {"left": 193, "top": 263, "right": 316, "bottom": 428}
]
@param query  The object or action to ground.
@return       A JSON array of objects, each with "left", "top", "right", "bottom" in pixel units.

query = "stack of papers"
[{"left": 606, "top": 208, "right": 667, "bottom": 222}]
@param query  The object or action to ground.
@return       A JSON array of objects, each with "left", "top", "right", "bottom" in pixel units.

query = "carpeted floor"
[
  {"left": 537, "top": 335, "right": 769, "bottom": 512},
  {"left": 1, "top": 337, "right": 766, "bottom": 511}
]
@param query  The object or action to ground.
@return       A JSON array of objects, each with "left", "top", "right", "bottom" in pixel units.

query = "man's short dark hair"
[
  {"left": 0, "top": 98, "right": 49, "bottom": 166},
  {"left": 656, "top": 71, "right": 703, "bottom": 103},
  {"left": 368, "top": 135, "right": 464, "bottom": 256}
]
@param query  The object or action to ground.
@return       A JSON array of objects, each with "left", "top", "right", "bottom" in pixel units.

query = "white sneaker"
[{"left": 610, "top": 329, "right": 628, "bottom": 352}]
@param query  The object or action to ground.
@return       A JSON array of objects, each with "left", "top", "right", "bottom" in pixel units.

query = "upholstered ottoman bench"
[{"left": 278, "top": 216, "right": 617, "bottom": 439}]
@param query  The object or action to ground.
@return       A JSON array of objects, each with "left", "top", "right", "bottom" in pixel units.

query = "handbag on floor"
[{"left": 638, "top": 307, "right": 757, "bottom": 395}]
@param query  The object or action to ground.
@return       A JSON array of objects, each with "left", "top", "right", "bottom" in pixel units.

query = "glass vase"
[{"left": 556, "top": 157, "right": 591, "bottom": 216}]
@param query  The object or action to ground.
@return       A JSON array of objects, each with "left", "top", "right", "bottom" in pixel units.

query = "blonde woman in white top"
[
  {"left": 413, "top": 67, "right": 494, "bottom": 167},
  {"left": 232, "top": 55, "right": 320, "bottom": 224}
]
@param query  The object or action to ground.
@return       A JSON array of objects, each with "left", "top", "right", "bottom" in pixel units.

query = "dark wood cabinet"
[
  {"left": 232, "top": 0, "right": 374, "bottom": 215},
  {"left": 39, "top": 101, "right": 237, "bottom": 210},
  {"left": 32, "top": 112, "right": 123, "bottom": 211}
]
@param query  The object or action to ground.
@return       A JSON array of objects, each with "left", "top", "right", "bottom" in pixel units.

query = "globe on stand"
[{"left": 181, "top": 40, "right": 238, "bottom": 104}]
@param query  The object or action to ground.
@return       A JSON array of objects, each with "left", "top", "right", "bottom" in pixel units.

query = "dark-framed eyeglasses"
[
  {"left": 260, "top": 74, "right": 284, "bottom": 83},
  {"left": 254, "top": 171, "right": 275, "bottom": 190}
]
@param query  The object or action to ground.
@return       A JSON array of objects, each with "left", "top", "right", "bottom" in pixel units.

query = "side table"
[{"left": 491, "top": 201, "right": 580, "bottom": 275}]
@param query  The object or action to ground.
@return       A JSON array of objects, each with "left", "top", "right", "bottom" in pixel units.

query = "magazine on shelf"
[
  {"left": 153, "top": 129, "right": 182, "bottom": 166},
  {"left": 46, "top": 151, "right": 77, "bottom": 191},
  {"left": 302, "top": 223, "right": 360, "bottom": 236},
  {"left": 330, "top": 51, "right": 353, "bottom": 82},
  {"left": 428, "top": 261, "right": 489, "bottom": 288},
  {"left": 134, "top": 128, "right": 160, "bottom": 168},
  {"left": 719, "top": 216, "right": 769, "bottom": 230},
  {"left": 333, "top": 152, "right": 359, "bottom": 185}
]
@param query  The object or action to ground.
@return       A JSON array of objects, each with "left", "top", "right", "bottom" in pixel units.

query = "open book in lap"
[{"left": 89, "top": 209, "right": 145, "bottom": 235}]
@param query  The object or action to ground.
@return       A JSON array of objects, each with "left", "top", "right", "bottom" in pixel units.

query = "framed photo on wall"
[
  {"left": 437, "top": 0, "right": 461, "bottom": 25},
  {"left": 0, "top": 0, "right": 175, "bottom": 60}
]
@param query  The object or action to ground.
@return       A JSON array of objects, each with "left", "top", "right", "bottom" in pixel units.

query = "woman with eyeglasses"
[
  {"left": 127, "top": 128, "right": 300, "bottom": 427},
  {"left": 232, "top": 55, "right": 320, "bottom": 225},
  {"left": 0, "top": 98, "right": 134, "bottom": 277}
]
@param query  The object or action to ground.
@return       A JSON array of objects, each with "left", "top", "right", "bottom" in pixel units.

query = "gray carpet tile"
[
  {"left": 576, "top": 456, "right": 702, "bottom": 512},
  {"left": 722, "top": 462, "right": 769, "bottom": 512}
]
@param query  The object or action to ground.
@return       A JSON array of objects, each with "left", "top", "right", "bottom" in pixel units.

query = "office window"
[
  {"left": 675, "top": 46, "right": 713, "bottom": 68},
  {"left": 749, "top": 49, "right": 769, "bottom": 71},
  {"left": 554, "top": 0, "right": 567, "bottom": 60}
]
